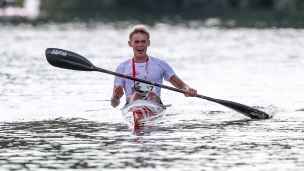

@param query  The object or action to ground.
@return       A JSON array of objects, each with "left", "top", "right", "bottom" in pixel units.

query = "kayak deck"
[{"left": 121, "top": 100, "right": 168, "bottom": 127}]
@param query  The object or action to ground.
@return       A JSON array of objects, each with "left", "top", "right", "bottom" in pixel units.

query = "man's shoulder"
[
  {"left": 149, "top": 56, "right": 166, "bottom": 63},
  {"left": 117, "top": 58, "right": 132, "bottom": 67},
  {"left": 115, "top": 59, "right": 132, "bottom": 72},
  {"left": 149, "top": 56, "right": 169, "bottom": 66}
]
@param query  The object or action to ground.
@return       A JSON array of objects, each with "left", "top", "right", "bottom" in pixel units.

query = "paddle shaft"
[
  {"left": 45, "top": 48, "right": 270, "bottom": 119},
  {"left": 94, "top": 66, "right": 268, "bottom": 119}
]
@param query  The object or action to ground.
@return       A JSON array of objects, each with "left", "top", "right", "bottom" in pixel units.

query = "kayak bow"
[{"left": 121, "top": 100, "right": 170, "bottom": 127}]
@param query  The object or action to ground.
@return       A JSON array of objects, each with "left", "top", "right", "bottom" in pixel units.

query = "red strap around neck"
[{"left": 132, "top": 56, "right": 149, "bottom": 82}]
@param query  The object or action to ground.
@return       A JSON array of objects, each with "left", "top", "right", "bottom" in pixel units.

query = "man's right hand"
[
  {"left": 113, "top": 85, "right": 124, "bottom": 100},
  {"left": 110, "top": 86, "right": 124, "bottom": 108}
]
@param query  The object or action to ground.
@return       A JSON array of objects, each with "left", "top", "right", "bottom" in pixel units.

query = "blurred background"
[{"left": 0, "top": 0, "right": 304, "bottom": 27}]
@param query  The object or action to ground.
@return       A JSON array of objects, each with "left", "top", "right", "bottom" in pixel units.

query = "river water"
[{"left": 1, "top": 21, "right": 304, "bottom": 170}]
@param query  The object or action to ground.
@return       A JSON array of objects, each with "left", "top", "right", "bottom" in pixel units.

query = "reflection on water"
[
  {"left": 1, "top": 117, "right": 304, "bottom": 170},
  {"left": 0, "top": 21, "right": 304, "bottom": 170}
]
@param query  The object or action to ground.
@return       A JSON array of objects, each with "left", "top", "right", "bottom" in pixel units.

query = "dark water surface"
[
  {"left": 1, "top": 21, "right": 304, "bottom": 170},
  {"left": 1, "top": 116, "right": 304, "bottom": 170}
]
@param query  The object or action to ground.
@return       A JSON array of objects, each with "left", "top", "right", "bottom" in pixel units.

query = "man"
[{"left": 110, "top": 25, "right": 197, "bottom": 108}]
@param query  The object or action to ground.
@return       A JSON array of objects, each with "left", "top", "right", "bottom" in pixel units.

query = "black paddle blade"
[
  {"left": 203, "top": 96, "right": 270, "bottom": 119},
  {"left": 45, "top": 48, "right": 95, "bottom": 71}
]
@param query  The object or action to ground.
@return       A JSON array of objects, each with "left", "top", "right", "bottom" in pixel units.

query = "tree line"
[{"left": 39, "top": 0, "right": 304, "bottom": 13}]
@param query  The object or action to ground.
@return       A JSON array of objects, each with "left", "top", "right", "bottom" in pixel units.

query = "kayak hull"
[{"left": 121, "top": 100, "right": 167, "bottom": 127}]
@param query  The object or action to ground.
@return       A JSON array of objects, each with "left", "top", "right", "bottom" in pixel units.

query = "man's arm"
[
  {"left": 169, "top": 75, "right": 197, "bottom": 97},
  {"left": 110, "top": 86, "right": 124, "bottom": 108}
]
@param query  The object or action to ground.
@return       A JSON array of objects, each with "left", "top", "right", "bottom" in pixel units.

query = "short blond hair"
[{"left": 129, "top": 25, "right": 150, "bottom": 40}]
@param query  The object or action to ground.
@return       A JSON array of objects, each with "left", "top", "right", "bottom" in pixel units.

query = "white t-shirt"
[{"left": 114, "top": 56, "right": 175, "bottom": 101}]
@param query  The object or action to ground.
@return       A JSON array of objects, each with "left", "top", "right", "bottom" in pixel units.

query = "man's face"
[{"left": 128, "top": 33, "right": 150, "bottom": 58}]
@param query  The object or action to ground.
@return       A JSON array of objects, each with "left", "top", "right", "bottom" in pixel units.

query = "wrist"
[
  {"left": 111, "top": 97, "right": 120, "bottom": 108},
  {"left": 113, "top": 93, "right": 120, "bottom": 100}
]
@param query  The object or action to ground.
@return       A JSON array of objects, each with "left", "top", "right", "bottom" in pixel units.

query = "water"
[{"left": 1, "top": 21, "right": 304, "bottom": 170}]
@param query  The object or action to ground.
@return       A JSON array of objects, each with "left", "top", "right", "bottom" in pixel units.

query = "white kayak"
[{"left": 121, "top": 100, "right": 170, "bottom": 127}]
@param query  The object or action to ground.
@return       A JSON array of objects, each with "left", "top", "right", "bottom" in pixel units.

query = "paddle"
[{"left": 45, "top": 48, "right": 270, "bottom": 119}]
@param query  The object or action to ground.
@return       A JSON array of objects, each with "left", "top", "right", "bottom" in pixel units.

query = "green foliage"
[
  {"left": 39, "top": 0, "right": 304, "bottom": 12},
  {"left": 35, "top": 0, "right": 304, "bottom": 28}
]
